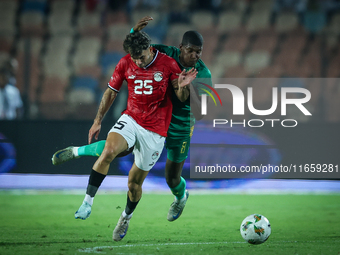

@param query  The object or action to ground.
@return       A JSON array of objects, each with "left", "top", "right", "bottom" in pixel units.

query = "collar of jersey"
[{"left": 143, "top": 49, "right": 159, "bottom": 69}]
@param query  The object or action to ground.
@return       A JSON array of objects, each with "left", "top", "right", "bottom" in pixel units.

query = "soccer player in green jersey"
[{"left": 52, "top": 16, "right": 212, "bottom": 222}]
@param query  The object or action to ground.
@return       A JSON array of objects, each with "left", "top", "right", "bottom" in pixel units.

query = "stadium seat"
[
  {"left": 251, "top": 0, "right": 272, "bottom": 13},
  {"left": 76, "top": 65, "right": 102, "bottom": 80},
  {"left": 0, "top": 0, "right": 18, "bottom": 14},
  {"left": 244, "top": 50, "right": 271, "bottom": 75},
  {"left": 72, "top": 76, "right": 99, "bottom": 90},
  {"left": 17, "top": 37, "right": 43, "bottom": 57},
  {"left": 191, "top": 11, "right": 214, "bottom": 30},
  {"left": 42, "top": 55, "right": 71, "bottom": 80},
  {"left": 39, "top": 77, "right": 68, "bottom": 103},
  {"left": 48, "top": 11, "right": 74, "bottom": 36},
  {"left": 165, "top": 24, "right": 192, "bottom": 46},
  {"left": 131, "top": 10, "right": 161, "bottom": 28},
  {"left": 20, "top": 11, "right": 46, "bottom": 37},
  {"left": 73, "top": 37, "right": 102, "bottom": 73},
  {"left": 252, "top": 34, "right": 278, "bottom": 53},
  {"left": 105, "top": 10, "right": 129, "bottom": 26},
  {"left": 224, "top": 65, "right": 248, "bottom": 78},
  {"left": 46, "top": 35, "right": 73, "bottom": 53},
  {"left": 223, "top": 33, "right": 249, "bottom": 52},
  {"left": 211, "top": 50, "right": 242, "bottom": 78},
  {"left": 105, "top": 39, "right": 124, "bottom": 53},
  {"left": 0, "top": 12, "right": 16, "bottom": 36},
  {"left": 275, "top": 12, "right": 299, "bottom": 33},
  {"left": 107, "top": 23, "right": 132, "bottom": 41},
  {"left": 77, "top": 10, "right": 103, "bottom": 37},
  {"left": 100, "top": 52, "right": 124, "bottom": 76},
  {"left": 217, "top": 11, "right": 243, "bottom": 34},
  {"left": 0, "top": 35, "right": 14, "bottom": 52},
  {"left": 246, "top": 12, "right": 271, "bottom": 33},
  {"left": 22, "top": 0, "right": 47, "bottom": 13},
  {"left": 67, "top": 88, "right": 96, "bottom": 106},
  {"left": 324, "top": 13, "right": 340, "bottom": 36},
  {"left": 50, "top": 0, "right": 75, "bottom": 15}
]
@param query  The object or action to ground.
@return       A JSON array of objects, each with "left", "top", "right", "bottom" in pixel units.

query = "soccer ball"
[{"left": 240, "top": 214, "right": 271, "bottom": 244}]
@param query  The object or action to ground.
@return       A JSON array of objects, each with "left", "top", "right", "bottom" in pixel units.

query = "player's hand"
[
  {"left": 88, "top": 121, "right": 101, "bottom": 144},
  {"left": 178, "top": 68, "right": 198, "bottom": 88},
  {"left": 133, "top": 16, "right": 153, "bottom": 32}
]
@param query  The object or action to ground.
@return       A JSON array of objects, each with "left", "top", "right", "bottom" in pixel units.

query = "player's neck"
[{"left": 179, "top": 55, "right": 195, "bottom": 68}]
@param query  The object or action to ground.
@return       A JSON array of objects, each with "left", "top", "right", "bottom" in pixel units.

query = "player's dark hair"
[
  {"left": 181, "top": 31, "right": 204, "bottom": 47},
  {"left": 123, "top": 31, "right": 151, "bottom": 58}
]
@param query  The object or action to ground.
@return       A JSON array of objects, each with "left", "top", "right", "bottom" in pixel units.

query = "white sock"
[
  {"left": 122, "top": 210, "right": 133, "bottom": 219},
  {"left": 84, "top": 194, "right": 94, "bottom": 206},
  {"left": 73, "top": 147, "right": 79, "bottom": 157}
]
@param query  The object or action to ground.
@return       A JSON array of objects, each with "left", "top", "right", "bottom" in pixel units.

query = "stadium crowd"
[{"left": 0, "top": 0, "right": 339, "bottom": 120}]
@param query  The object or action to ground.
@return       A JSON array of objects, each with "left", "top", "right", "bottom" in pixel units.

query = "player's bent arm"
[
  {"left": 94, "top": 88, "right": 117, "bottom": 124},
  {"left": 172, "top": 69, "right": 198, "bottom": 102},
  {"left": 171, "top": 79, "right": 190, "bottom": 102}
]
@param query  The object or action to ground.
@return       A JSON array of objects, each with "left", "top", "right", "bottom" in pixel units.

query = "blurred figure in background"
[
  {"left": 5, "top": 58, "right": 18, "bottom": 87},
  {"left": 0, "top": 68, "right": 23, "bottom": 120}
]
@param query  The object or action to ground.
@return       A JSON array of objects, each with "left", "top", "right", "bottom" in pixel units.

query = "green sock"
[
  {"left": 78, "top": 140, "right": 106, "bottom": 157},
  {"left": 170, "top": 177, "right": 186, "bottom": 200}
]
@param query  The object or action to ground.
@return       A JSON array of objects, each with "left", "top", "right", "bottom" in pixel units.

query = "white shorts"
[{"left": 109, "top": 114, "right": 165, "bottom": 171}]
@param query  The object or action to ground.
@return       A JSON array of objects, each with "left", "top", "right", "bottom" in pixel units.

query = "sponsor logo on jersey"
[
  {"left": 128, "top": 75, "right": 136, "bottom": 79},
  {"left": 152, "top": 151, "right": 159, "bottom": 160},
  {"left": 154, "top": 72, "right": 163, "bottom": 82}
]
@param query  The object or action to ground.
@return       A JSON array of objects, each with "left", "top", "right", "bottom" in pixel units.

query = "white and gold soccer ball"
[{"left": 240, "top": 214, "right": 271, "bottom": 244}]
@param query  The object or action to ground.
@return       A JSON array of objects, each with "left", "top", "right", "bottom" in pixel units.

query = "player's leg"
[
  {"left": 75, "top": 132, "right": 128, "bottom": 220},
  {"left": 52, "top": 140, "right": 106, "bottom": 165},
  {"left": 112, "top": 163, "right": 148, "bottom": 241},
  {"left": 52, "top": 140, "right": 133, "bottom": 165},
  {"left": 165, "top": 135, "right": 190, "bottom": 221},
  {"left": 113, "top": 125, "right": 165, "bottom": 241}
]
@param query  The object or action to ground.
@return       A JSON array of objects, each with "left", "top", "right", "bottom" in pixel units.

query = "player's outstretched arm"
[
  {"left": 172, "top": 68, "right": 198, "bottom": 102},
  {"left": 89, "top": 88, "right": 117, "bottom": 144},
  {"left": 133, "top": 16, "right": 153, "bottom": 32}
]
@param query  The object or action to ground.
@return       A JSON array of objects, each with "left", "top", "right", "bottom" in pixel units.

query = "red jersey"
[{"left": 108, "top": 49, "right": 181, "bottom": 137}]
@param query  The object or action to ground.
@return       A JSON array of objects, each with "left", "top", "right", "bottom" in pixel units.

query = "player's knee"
[
  {"left": 101, "top": 146, "right": 121, "bottom": 163},
  {"left": 166, "top": 176, "right": 180, "bottom": 188},
  {"left": 128, "top": 181, "right": 141, "bottom": 197}
]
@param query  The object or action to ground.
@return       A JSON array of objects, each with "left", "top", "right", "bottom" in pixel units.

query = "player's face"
[
  {"left": 179, "top": 43, "right": 202, "bottom": 67},
  {"left": 131, "top": 48, "right": 154, "bottom": 68}
]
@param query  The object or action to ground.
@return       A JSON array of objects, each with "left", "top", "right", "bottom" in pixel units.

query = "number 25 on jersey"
[{"left": 134, "top": 80, "right": 153, "bottom": 95}]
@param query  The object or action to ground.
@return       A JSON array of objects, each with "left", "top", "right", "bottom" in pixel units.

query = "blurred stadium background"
[
  {"left": 0, "top": 0, "right": 339, "bottom": 120},
  {"left": 0, "top": 0, "right": 339, "bottom": 192}
]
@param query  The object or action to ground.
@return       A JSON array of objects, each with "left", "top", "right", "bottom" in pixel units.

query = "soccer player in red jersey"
[{"left": 72, "top": 31, "right": 197, "bottom": 241}]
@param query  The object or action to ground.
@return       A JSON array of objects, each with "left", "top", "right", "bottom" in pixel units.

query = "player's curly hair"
[{"left": 123, "top": 31, "right": 151, "bottom": 58}]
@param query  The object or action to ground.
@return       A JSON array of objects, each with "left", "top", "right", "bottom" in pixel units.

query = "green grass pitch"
[{"left": 0, "top": 192, "right": 339, "bottom": 255}]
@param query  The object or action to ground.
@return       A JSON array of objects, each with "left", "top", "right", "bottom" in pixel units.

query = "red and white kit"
[{"left": 108, "top": 48, "right": 181, "bottom": 137}]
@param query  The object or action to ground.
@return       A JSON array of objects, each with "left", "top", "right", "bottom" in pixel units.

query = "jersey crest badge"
[
  {"left": 152, "top": 151, "right": 159, "bottom": 160},
  {"left": 154, "top": 72, "right": 163, "bottom": 82}
]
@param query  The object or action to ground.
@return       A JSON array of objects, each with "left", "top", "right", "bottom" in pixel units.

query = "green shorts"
[{"left": 165, "top": 126, "right": 194, "bottom": 163}]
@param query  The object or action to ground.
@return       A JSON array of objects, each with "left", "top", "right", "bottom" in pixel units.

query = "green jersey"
[{"left": 152, "top": 44, "right": 212, "bottom": 137}]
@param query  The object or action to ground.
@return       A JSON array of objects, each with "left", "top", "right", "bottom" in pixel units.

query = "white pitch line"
[
  {"left": 78, "top": 241, "right": 245, "bottom": 254},
  {"left": 78, "top": 240, "right": 338, "bottom": 254}
]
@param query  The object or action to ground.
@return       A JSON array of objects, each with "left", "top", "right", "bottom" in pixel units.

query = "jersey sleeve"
[
  {"left": 151, "top": 44, "right": 177, "bottom": 57},
  {"left": 168, "top": 58, "right": 181, "bottom": 81},
  {"left": 108, "top": 57, "right": 126, "bottom": 92}
]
